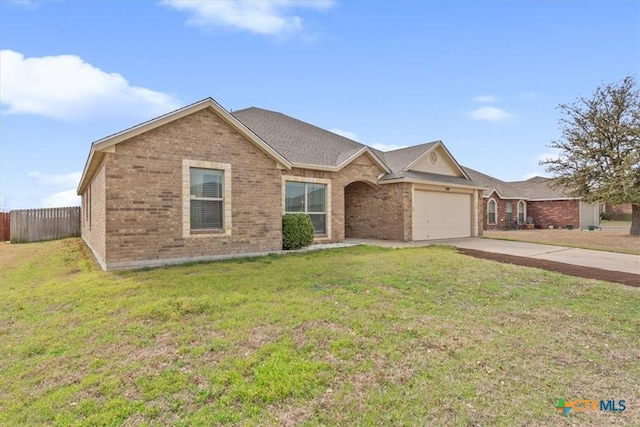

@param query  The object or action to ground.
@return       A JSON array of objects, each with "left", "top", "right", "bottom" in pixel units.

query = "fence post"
[{"left": 0, "top": 212, "right": 9, "bottom": 241}]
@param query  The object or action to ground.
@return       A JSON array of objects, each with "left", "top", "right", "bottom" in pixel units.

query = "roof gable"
[
  {"left": 407, "top": 145, "right": 466, "bottom": 177},
  {"left": 381, "top": 141, "right": 469, "bottom": 177},
  {"left": 78, "top": 98, "right": 291, "bottom": 193},
  {"left": 376, "top": 141, "right": 437, "bottom": 172}
]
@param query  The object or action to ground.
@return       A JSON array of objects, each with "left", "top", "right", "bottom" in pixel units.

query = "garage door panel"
[
  {"left": 580, "top": 203, "right": 599, "bottom": 229},
  {"left": 413, "top": 191, "right": 471, "bottom": 240}
]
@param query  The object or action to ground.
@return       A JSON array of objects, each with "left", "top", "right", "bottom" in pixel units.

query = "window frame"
[
  {"left": 183, "top": 160, "right": 232, "bottom": 238},
  {"left": 283, "top": 176, "right": 331, "bottom": 238},
  {"left": 83, "top": 185, "right": 91, "bottom": 229},
  {"left": 505, "top": 201, "right": 513, "bottom": 222},
  {"left": 517, "top": 200, "right": 526, "bottom": 223},
  {"left": 487, "top": 198, "right": 497, "bottom": 225},
  {"left": 190, "top": 168, "right": 224, "bottom": 231}
]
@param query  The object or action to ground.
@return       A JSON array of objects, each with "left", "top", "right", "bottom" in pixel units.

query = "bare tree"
[{"left": 541, "top": 76, "right": 640, "bottom": 236}]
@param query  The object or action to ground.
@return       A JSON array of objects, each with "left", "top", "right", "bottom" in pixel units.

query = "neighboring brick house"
[
  {"left": 463, "top": 167, "right": 600, "bottom": 230},
  {"left": 603, "top": 203, "right": 632, "bottom": 221},
  {"left": 78, "top": 98, "right": 484, "bottom": 270}
]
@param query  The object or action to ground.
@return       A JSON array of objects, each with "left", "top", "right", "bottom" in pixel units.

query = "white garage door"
[
  {"left": 413, "top": 190, "right": 471, "bottom": 240},
  {"left": 580, "top": 203, "right": 600, "bottom": 229}
]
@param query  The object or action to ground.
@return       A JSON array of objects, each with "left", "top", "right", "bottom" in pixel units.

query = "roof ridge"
[
  {"left": 235, "top": 107, "right": 368, "bottom": 148},
  {"left": 508, "top": 176, "right": 552, "bottom": 184},
  {"left": 230, "top": 106, "right": 258, "bottom": 114},
  {"left": 383, "top": 140, "right": 440, "bottom": 154},
  {"left": 232, "top": 106, "right": 380, "bottom": 170},
  {"left": 462, "top": 166, "right": 513, "bottom": 184}
]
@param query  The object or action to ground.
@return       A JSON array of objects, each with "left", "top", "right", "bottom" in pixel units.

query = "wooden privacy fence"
[
  {"left": 10, "top": 207, "right": 81, "bottom": 243},
  {"left": 0, "top": 212, "right": 9, "bottom": 241}
]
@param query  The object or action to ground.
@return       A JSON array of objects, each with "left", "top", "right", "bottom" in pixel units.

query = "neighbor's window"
[
  {"left": 285, "top": 181, "right": 326, "bottom": 234},
  {"left": 488, "top": 199, "right": 496, "bottom": 224},
  {"left": 518, "top": 200, "right": 526, "bottom": 223},
  {"left": 506, "top": 201, "right": 513, "bottom": 222},
  {"left": 190, "top": 168, "right": 223, "bottom": 230}
]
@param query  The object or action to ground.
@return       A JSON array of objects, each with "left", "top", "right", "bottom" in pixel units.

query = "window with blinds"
[{"left": 190, "top": 168, "right": 223, "bottom": 230}]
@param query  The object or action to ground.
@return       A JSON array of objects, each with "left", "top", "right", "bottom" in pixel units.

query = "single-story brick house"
[
  {"left": 463, "top": 167, "right": 600, "bottom": 230},
  {"left": 78, "top": 98, "right": 484, "bottom": 270}
]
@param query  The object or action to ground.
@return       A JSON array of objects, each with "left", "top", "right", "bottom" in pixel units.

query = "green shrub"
[
  {"left": 282, "top": 214, "right": 314, "bottom": 250},
  {"left": 600, "top": 211, "right": 611, "bottom": 221}
]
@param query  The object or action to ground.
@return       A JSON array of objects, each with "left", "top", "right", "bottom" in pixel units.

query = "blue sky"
[{"left": 1, "top": 0, "right": 638, "bottom": 210}]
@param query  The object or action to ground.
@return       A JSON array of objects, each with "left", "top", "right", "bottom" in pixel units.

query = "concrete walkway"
[{"left": 345, "top": 238, "right": 640, "bottom": 275}]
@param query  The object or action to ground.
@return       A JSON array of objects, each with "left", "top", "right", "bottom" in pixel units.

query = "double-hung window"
[
  {"left": 488, "top": 199, "right": 496, "bottom": 224},
  {"left": 190, "top": 168, "right": 224, "bottom": 230},
  {"left": 285, "top": 181, "right": 327, "bottom": 234},
  {"left": 518, "top": 201, "right": 526, "bottom": 223},
  {"left": 506, "top": 201, "right": 513, "bottom": 222}
]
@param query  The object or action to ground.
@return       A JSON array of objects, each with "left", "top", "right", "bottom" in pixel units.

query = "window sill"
[{"left": 189, "top": 229, "right": 230, "bottom": 237}]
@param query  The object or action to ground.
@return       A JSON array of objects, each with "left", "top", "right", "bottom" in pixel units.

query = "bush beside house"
[{"left": 282, "top": 214, "right": 314, "bottom": 250}]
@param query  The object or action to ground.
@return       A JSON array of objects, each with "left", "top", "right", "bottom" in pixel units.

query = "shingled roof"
[
  {"left": 508, "top": 176, "right": 573, "bottom": 200},
  {"left": 373, "top": 142, "right": 438, "bottom": 173},
  {"left": 232, "top": 107, "right": 385, "bottom": 170},
  {"left": 234, "top": 107, "right": 484, "bottom": 188},
  {"left": 79, "top": 99, "right": 483, "bottom": 194},
  {"left": 381, "top": 170, "right": 481, "bottom": 186},
  {"left": 462, "top": 167, "right": 572, "bottom": 200},
  {"left": 233, "top": 106, "right": 576, "bottom": 198},
  {"left": 462, "top": 167, "right": 524, "bottom": 198}
]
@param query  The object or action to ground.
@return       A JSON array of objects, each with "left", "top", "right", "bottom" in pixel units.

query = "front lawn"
[{"left": 1, "top": 239, "right": 638, "bottom": 426}]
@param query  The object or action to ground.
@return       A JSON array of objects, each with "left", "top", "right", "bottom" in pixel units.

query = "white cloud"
[
  {"left": 0, "top": 50, "right": 181, "bottom": 121},
  {"left": 369, "top": 142, "right": 408, "bottom": 152},
  {"left": 469, "top": 106, "right": 512, "bottom": 123},
  {"left": 27, "top": 171, "right": 82, "bottom": 208},
  {"left": 42, "top": 189, "right": 80, "bottom": 208},
  {"left": 473, "top": 95, "right": 497, "bottom": 103},
  {"left": 28, "top": 171, "right": 82, "bottom": 187},
  {"left": 330, "top": 128, "right": 359, "bottom": 141},
  {"left": 161, "top": 0, "right": 334, "bottom": 36}
]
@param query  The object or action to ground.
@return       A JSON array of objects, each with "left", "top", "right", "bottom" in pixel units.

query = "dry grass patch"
[{"left": 484, "top": 225, "right": 639, "bottom": 255}]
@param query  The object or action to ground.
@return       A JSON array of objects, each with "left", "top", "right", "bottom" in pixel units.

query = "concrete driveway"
[{"left": 345, "top": 237, "right": 640, "bottom": 275}]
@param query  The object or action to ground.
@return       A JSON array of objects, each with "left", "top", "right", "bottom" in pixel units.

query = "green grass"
[{"left": 1, "top": 239, "right": 639, "bottom": 426}]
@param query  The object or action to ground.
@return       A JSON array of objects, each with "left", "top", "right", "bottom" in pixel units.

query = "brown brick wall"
[
  {"left": 483, "top": 195, "right": 579, "bottom": 230},
  {"left": 527, "top": 200, "right": 580, "bottom": 228},
  {"left": 484, "top": 194, "right": 526, "bottom": 230},
  {"left": 81, "top": 162, "right": 106, "bottom": 266},
  {"left": 345, "top": 181, "right": 412, "bottom": 240},
  {"left": 476, "top": 190, "right": 484, "bottom": 236},
  {"left": 102, "top": 108, "right": 283, "bottom": 267},
  {"left": 284, "top": 152, "right": 389, "bottom": 242},
  {"left": 605, "top": 203, "right": 632, "bottom": 216}
]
